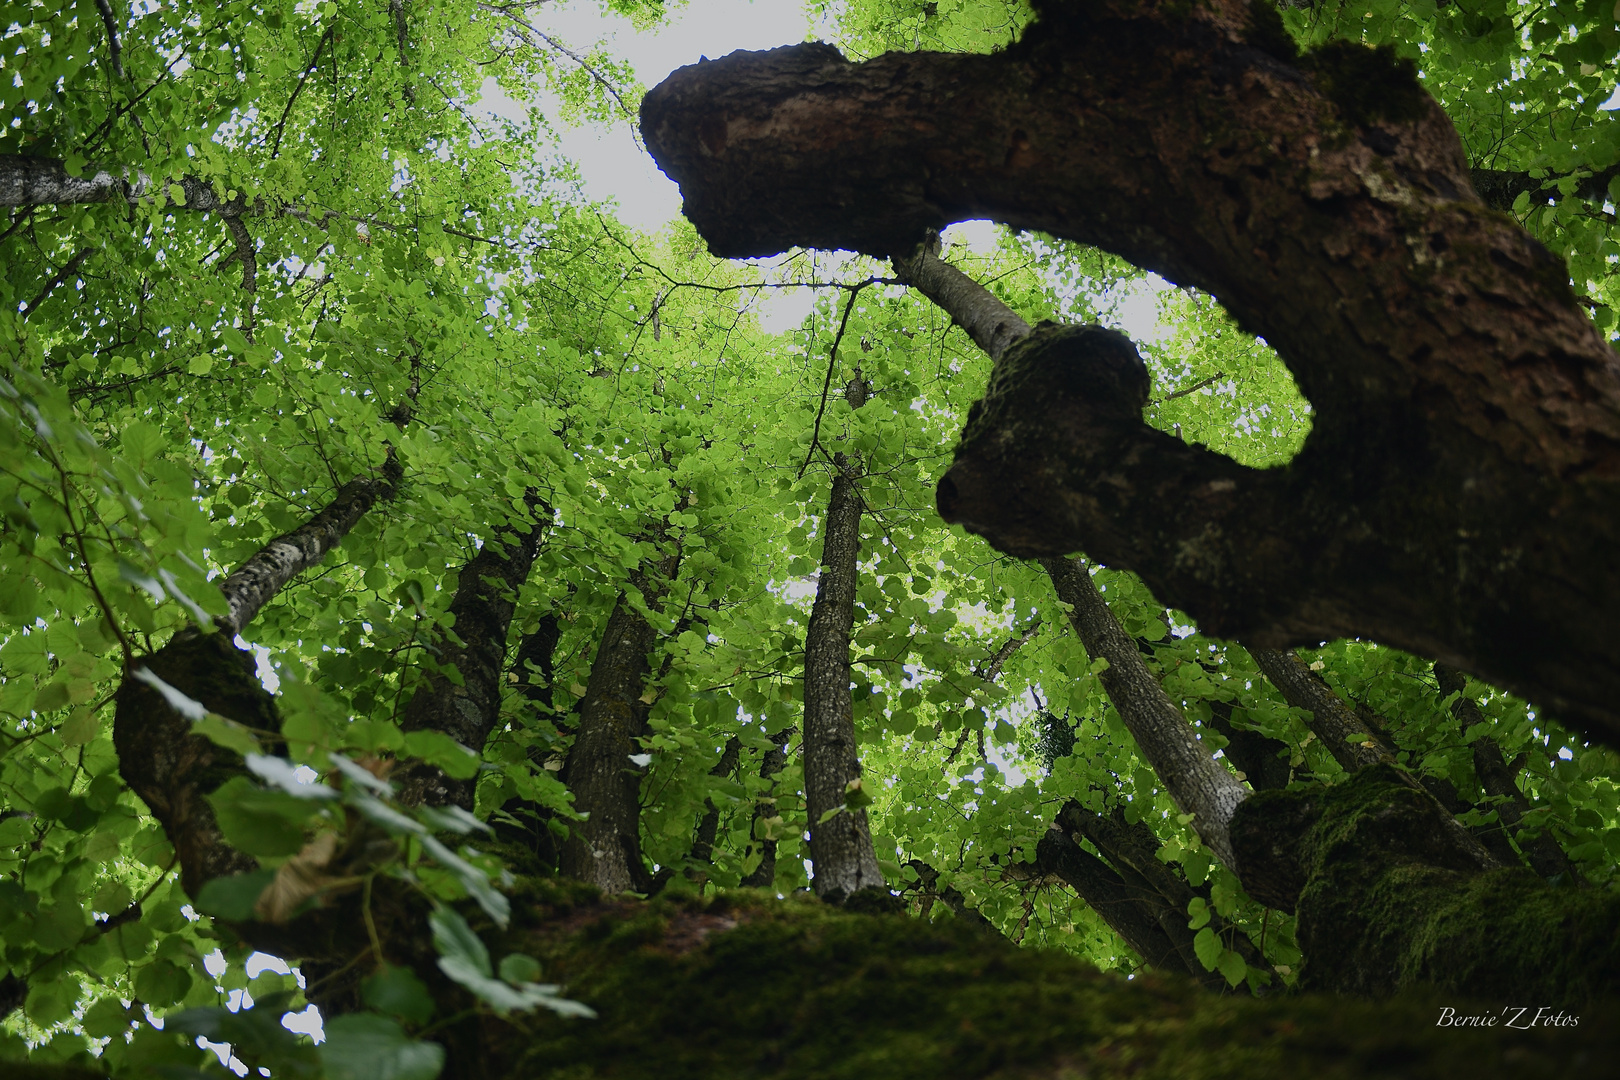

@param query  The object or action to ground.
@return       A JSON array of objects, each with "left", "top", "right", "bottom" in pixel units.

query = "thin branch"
[
  {"left": 1152, "top": 372, "right": 1225, "bottom": 405},
  {"left": 798, "top": 283, "right": 870, "bottom": 479},
  {"left": 270, "top": 26, "right": 335, "bottom": 160},
  {"left": 94, "top": 0, "right": 125, "bottom": 80},
  {"left": 21, "top": 247, "right": 97, "bottom": 318},
  {"left": 477, "top": 3, "right": 635, "bottom": 119}
]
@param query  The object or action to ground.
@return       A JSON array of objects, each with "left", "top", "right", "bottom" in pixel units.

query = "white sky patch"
[{"left": 480, "top": 0, "right": 814, "bottom": 230}]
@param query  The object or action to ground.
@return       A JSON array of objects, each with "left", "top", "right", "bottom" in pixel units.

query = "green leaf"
[
  {"left": 194, "top": 869, "right": 277, "bottom": 920},
  {"left": 188, "top": 354, "right": 214, "bottom": 376},
  {"left": 134, "top": 959, "right": 193, "bottom": 1006},
  {"left": 207, "top": 776, "right": 319, "bottom": 857},
  {"left": 321, "top": 1014, "right": 445, "bottom": 1080},
  {"left": 498, "top": 954, "right": 543, "bottom": 985},
  {"left": 1186, "top": 896, "right": 1210, "bottom": 930},
  {"left": 430, "top": 907, "right": 492, "bottom": 981},
  {"left": 193, "top": 712, "right": 264, "bottom": 757},
  {"left": 1192, "top": 926, "right": 1223, "bottom": 972},
  {"left": 1218, "top": 949, "right": 1248, "bottom": 988},
  {"left": 363, "top": 965, "right": 437, "bottom": 1026},
  {"left": 404, "top": 730, "right": 482, "bottom": 779}
]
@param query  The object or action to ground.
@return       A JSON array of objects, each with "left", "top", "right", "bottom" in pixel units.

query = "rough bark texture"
[
  {"left": 559, "top": 548, "right": 679, "bottom": 895},
  {"left": 217, "top": 454, "right": 402, "bottom": 635},
  {"left": 1230, "top": 765, "right": 1620, "bottom": 1003},
  {"left": 891, "top": 236, "right": 1032, "bottom": 362},
  {"left": 802, "top": 439, "right": 886, "bottom": 900},
  {"left": 1044, "top": 556, "right": 1249, "bottom": 870},
  {"left": 1470, "top": 164, "right": 1620, "bottom": 216},
  {"left": 0, "top": 155, "right": 251, "bottom": 212},
  {"left": 1036, "top": 826, "right": 1195, "bottom": 977},
  {"left": 738, "top": 732, "right": 789, "bottom": 889},
  {"left": 1434, "top": 663, "right": 1575, "bottom": 882},
  {"left": 687, "top": 735, "right": 742, "bottom": 874},
  {"left": 395, "top": 510, "right": 548, "bottom": 808},
  {"left": 1249, "top": 647, "right": 1389, "bottom": 773},
  {"left": 640, "top": 0, "right": 1620, "bottom": 747}
]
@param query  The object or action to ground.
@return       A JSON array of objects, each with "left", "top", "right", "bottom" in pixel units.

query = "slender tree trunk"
[
  {"left": 739, "top": 731, "right": 790, "bottom": 889},
  {"left": 802, "top": 376, "right": 886, "bottom": 901},
  {"left": 559, "top": 544, "right": 680, "bottom": 894},
  {"left": 892, "top": 234, "right": 1031, "bottom": 362},
  {"left": 1248, "top": 648, "right": 1389, "bottom": 774},
  {"left": 216, "top": 454, "right": 402, "bottom": 635},
  {"left": 1035, "top": 827, "right": 1199, "bottom": 978},
  {"left": 1043, "top": 556, "right": 1249, "bottom": 871},
  {"left": 1434, "top": 664, "right": 1575, "bottom": 882},
  {"left": 686, "top": 736, "right": 742, "bottom": 881},
  {"left": 396, "top": 506, "right": 549, "bottom": 808},
  {"left": 116, "top": 458, "right": 403, "bottom": 898}
]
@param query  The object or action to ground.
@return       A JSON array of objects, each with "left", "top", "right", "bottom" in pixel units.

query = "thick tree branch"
[
  {"left": 640, "top": 0, "right": 1620, "bottom": 748},
  {"left": 1249, "top": 648, "right": 1389, "bottom": 773},
  {"left": 1045, "top": 557, "right": 1249, "bottom": 871}
]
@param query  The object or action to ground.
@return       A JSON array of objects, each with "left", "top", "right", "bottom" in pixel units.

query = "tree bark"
[
  {"left": 640, "top": 0, "right": 1620, "bottom": 748},
  {"left": 687, "top": 735, "right": 742, "bottom": 876},
  {"left": 738, "top": 731, "right": 790, "bottom": 889},
  {"left": 116, "top": 458, "right": 403, "bottom": 900},
  {"left": 395, "top": 506, "right": 549, "bottom": 808},
  {"left": 1249, "top": 647, "right": 1389, "bottom": 773},
  {"left": 1434, "top": 664, "right": 1575, "bottom": 882},
  {"left": 1044, "top": 556, "right": 1250, "bottom": 872},
  {"left": 559, "top": 545, "right": 680, "bottom": 895},
  {"left": 802, "top": 376, "right": 887, "bottom": 902},
  {"left": 216, "top": 453, "right": 403, "bottom": 635},
  {"left": 891, "top": 234, "right": 1031, "bottom": 362}
]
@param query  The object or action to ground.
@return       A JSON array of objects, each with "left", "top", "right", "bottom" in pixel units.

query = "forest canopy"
[{"left": 3, "top": 0, "right": 1620, "bottom": 1077}]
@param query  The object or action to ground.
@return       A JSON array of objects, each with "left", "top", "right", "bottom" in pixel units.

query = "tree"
[
  {"left": 641, "top": 0, "right": 1620, "bottom": 745},
  {"left": 4, "top": 0, "right": 1620, "bottom": 1077}
]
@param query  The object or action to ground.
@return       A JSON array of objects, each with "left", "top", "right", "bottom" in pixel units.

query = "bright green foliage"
[{"left": 3, "top": 0, "right": 1619, "bottom": 1075}]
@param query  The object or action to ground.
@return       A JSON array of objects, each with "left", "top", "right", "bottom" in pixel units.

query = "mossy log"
[
  {"left": 439, "top": 883, "right": 1613, "bottom": 1078},
  {"left": 1232, "top": 765, "right": 1620, "bottom": 1003}
]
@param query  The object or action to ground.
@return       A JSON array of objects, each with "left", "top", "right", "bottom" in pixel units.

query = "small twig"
[
  {"left": 478, "top": 3, "right": 635, "bottom": 119},
  {"left": 798, "top": 283, "right": 870, "bottom": 479},
  {"left": 21, "top": 247, "right": 97, "bottom": 318},
  {"left": 1152, "top": 371, "right": 1225, "bottom": 406},
  {"left": 270, "top": 26, "right": 335, "bottom": 160}
]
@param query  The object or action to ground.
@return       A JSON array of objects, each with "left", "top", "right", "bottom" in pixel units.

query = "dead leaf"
[{"left": 254, "top": 832, "right": 342, "bottom": 923}]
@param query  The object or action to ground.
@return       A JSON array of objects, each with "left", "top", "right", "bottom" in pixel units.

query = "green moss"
[
  {"left": 492, "top": 888, "right": 1620, "bottom": 1079},
  {"left": 1304, "top": 41, "right": 1427, "bottom": 128},
  {"left": 1248, "top": 766, "right": 1620, "bottom": 1004}
]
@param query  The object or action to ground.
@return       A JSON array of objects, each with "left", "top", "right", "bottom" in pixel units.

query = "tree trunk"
[
  {"left": 640, "top": 0, "right": 1620, "bottom": 749},
  {"left": 1434, "top": 664, "right": 1575, "bottom": 882},
  {"left": 396, "top": 505, "right": 549, "bottom": 808},
  {"left": 1248, "top": 647, "right": 1389, "bottom": 774},
  {"left": 738, "top": 731, "right": 790, "bottom": 889},
  {"left": 686, "top": 736, "right": 742, "bottom": 880},
  {"left": 802, "top": 376, "right": 886, "bottom": 902},
  {"left": 216, "top": 453, "right": 402, "bottom": 635},
  {"left": 559, "top": 544, "right": 680, "bottom": 894},
  {"left": 1043, "top": 556, "right": 1249, "bottom": 871},
  {"left": 116, "top": 459, "right": 403, "bottom": 899}
]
